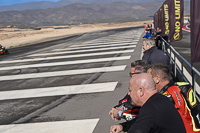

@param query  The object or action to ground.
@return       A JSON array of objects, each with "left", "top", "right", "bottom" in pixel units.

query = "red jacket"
[{"left": 161, "top": 82, "right": 200, "bottom": 132}]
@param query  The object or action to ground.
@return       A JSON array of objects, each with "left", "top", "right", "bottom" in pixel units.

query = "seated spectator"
[
  {"left": 109, "top": 64, "right": 200, "bottom": 132},
  {"left": 147, "top": 64, "right": 200, "bottom": 132},
  {"left": 142, "top": 29, "right": 152, "bottom": 39},
  {"left": 110, "top": 73, "right": 186, "bottom": 133},
  {"left": 109, "top": 60, "right": 148, "bottom": 122},
  {"left": 142, "top": 38, "right": 170, "bottom": 68}
]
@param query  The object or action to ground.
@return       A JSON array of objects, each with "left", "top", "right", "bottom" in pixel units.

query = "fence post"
[
  {"left": 181, "top": 60, "right": 184, "bottom": 81},
  {"left": 174, "top": 54, "right": 177, "bottom": 78}
]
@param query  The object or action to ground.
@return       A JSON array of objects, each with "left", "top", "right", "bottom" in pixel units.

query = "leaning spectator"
[
  {"left": 109, "top": 64, "right": 200, "bottom": 132},
  {"left": 110, "top": 73, "right": 186, "bottom": 133},
  {"left": 147, "top": 64, "right": 200, "bottom": 132},
  {"left": 109, "top": 60, "right": 148, "bottom": 122},
  {"left": 142, "top": 38, "right": 170, "bottom": 68}
]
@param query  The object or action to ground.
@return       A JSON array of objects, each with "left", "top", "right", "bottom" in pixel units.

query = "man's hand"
[
  {"left": 109, "top": 107, "right": 124, "bottom": 121},
  {"left": 110, "top": 124, "right": 123, "bottom": 133}
]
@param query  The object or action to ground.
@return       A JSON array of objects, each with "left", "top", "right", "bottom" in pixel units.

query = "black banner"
[
  {"left": 154, "top": 0, "right": 170, "bottom": 37},
  {"left": 168, "top": 0, "right": 184, "bottom": 42},
  {"left": 154, "top": 0, "right": 184, "bottom": 42}
]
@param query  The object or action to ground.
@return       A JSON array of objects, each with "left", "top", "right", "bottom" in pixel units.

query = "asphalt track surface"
[
  {"left": 0, "top": 25, "right": 199, "bottom": 133},
  {"left": 0, "top": 26, "right": 144, "bottom": 133}
]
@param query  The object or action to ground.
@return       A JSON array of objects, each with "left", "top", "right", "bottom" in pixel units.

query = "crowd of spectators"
[{"left": 108, "top": 25, "right": 200, "bottom": 133}]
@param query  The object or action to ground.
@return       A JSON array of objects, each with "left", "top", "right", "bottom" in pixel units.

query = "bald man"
[{"left": 110, "top": 73, "right": 186, "bottom": 133}]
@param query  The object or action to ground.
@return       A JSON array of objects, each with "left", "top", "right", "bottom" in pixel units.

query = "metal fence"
[{"left": 159, "top": 36, "right": 200, "bottom": 101}]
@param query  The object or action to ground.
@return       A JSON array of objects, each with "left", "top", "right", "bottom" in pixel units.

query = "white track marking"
[
  {"left": 28, "top": 45, "right": 136, "bottom": 57},
  {"left": 0, "top": 65, "right": 126, "bottom": 81},
  {"left": 0, "top": 56, "right": 130, "bottom": 71},
  {"left": 84, "top": 40, "right": 138, "bottom": 45},
  {"left": 0, "top": 82, "right": 118, "bottom": 100},
  {"left": 0, "top": 119, "right": 99, "bottom": 133},
  {"left": 52, "top": 42, "right": 136, "bottom": 51},
  {"left": 88, "top": 39, "right": 139, "bottom": 44},
  {"left": 0, "top": 50, "right": 134, "bottom": 64},
  {"left": 69, "top": 42, "right": 135, "bottom": 47}
]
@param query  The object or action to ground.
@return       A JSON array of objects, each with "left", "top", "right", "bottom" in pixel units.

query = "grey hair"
[{"left": 143, "top": 38, "right": 155, "bottom": 46}]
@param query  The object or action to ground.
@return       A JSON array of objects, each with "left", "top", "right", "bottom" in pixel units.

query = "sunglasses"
[{"left": 129, "top": 72, "right": 142, "bottom": 76}]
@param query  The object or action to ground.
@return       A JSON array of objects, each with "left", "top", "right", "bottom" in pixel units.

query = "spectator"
[
  {"left": 154, "top": 27, "right": 162, "bottom": 49},
  {"left": 154, "top": 27, "right": 169, "bottom": 50},
  {"left": 110, "top": 73, "right": 186, "bottom": 133},
  {"left": 142, "top": 38, "right": 170, "bottom": 68},
  {"left": 146, "top": 23, "right": 152, "bottom": 34},
  {"left": 109, "top": 60, "right": 148, "bottom": 122},
  {"left": 109, "top": 64, "right": 200, "bottom": 132},
  {"left": 142, "top": 29, "right": 152, "bottom": 39},
  {"left": 147, "top": 64, "right": 200, "bottom": 132}
]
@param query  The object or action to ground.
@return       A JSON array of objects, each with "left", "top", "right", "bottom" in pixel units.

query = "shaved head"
[
  {"left": 129, "top": 73, "right": 157, "bottom": 106},
  {"left": 130, "top": 73, "right": 156, "bottom": 91}
]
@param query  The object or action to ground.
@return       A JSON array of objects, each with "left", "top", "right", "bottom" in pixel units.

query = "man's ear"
[
  {"left": 139, "top": 87, "right": 144, "bottom": 97},
  {"left": 155, "top": 75, "right": 160, "bottom": 84}
]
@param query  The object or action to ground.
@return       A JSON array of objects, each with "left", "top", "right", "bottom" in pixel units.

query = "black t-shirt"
[{"left": 127, "top": 93, "right": 186, "bottom": 133}]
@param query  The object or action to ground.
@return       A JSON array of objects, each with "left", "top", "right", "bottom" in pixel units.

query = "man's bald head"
[
  {"left": 129, "top": 73, "right": 157, "bottom": 106},
  {"left": 130, "top": 73, "right": 156, "bottom": 91}
]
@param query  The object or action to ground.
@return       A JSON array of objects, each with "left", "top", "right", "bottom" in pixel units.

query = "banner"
[
  {"left": 158, "top": 6, "right": 165, "bottom": 36},
  {"left": 163, "top": 0, "right": 170, "bottom": 36},
  {"left": 168, "top": 0, "right": 184, "bottom": 42},
  {"left": 154, "top": 0, "right": 170, "bottom": 37},
  {"left": 153, "top": 0, "right": 184, "bottom": 42},
  {"left": 191, "top": 0, "right": 200, "bottom": 62}
]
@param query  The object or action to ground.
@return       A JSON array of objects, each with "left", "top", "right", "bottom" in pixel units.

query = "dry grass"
[{"left": 0, "top": 20, "right": 152, "bottom": 48}]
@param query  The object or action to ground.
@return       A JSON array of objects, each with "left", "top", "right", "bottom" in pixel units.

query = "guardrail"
[{"left": 158, "top": 34, "right": 200, "bottom": 101}]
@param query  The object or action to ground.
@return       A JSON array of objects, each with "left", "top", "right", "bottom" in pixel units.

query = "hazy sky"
[{"left": 0, "top": 0, "right": 60, "bottom": 6}]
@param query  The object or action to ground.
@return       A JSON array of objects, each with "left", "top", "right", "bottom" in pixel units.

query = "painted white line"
[
  {"left": 52, "top": 42, "right": 136, "bottom": 51},
  {"left": 0, "top": 82, "right": 118, "bottom": 100},
  {"left": 0, "top": 56, "right": 131, "bottom": 71},
  {"left": 89, "top": 39, "right": 137, "bottom": 43},
  {"left": 28, "top": 45, "right": 136, "bottom": 57},
  {"left": 105, "top": 37, "right": 137, "bottom": 40},
  {"left": 70, "top": 42, "right": 135, "bottom": 47},
  {"left": 0, "top": 50, "right": 134, "bottom": 64},
  {"left": 0, "top": 119, "right": 99, "bottom": 133},
  {"left": 85, "top": 40, "right": 136, "bottom": 44},
  {"left": 0, "top": 65, "right": 126, "bottom": 81}
]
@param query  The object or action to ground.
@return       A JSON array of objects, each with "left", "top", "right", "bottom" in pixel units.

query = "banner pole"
[{"left": 190, "top": 0, "right": 195, "bottom": 92}]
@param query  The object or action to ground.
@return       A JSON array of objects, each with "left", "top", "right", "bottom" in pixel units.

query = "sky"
[{"left": 0, "top": 0, "right": 60, "bottom": 6}]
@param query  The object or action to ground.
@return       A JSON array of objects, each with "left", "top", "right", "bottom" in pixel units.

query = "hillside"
[
  {"left": 0, "top": 1, "right": 190, "bottom": 27},
  {"left": 0, "top": 0, "right": 166, "bottom": 12},
  {"left": 0, "top": 2, "right": 161, "bottom": 27}
]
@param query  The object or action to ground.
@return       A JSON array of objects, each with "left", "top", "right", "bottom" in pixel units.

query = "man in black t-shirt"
[{"left": 110, "top": 73, "right": 186, "bottom": 133}]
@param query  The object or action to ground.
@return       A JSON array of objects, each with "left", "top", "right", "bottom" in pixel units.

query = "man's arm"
[{"left": 110, "top": 119, "right": 137, "bottom": 133}]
